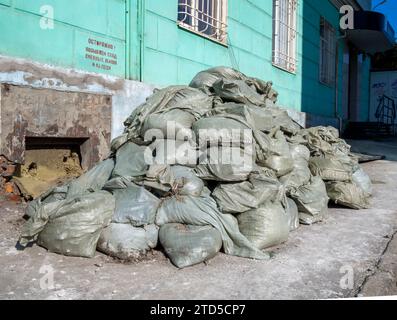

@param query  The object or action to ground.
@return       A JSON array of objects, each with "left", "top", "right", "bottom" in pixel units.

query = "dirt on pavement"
[{"left": 13, "top": 149, "right": 82, "bottom": 199}]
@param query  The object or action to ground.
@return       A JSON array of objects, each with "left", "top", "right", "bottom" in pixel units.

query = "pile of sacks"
[{"left": 19, "top": 67, "right": 372, "bottom": 268}]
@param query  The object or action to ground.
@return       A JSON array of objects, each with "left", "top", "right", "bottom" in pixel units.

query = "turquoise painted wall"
[
  {"left": 0, "top": 0, "right": 372, "bottom": 119},
  {"left": 0, "top": 0, "right": 127, "bottom": 77},
  {"left": 300, "top": 0, "right": 344, "bottom": 118}
]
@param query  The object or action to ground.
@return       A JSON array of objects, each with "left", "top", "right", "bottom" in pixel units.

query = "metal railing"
[
  {"left": 375, "top": 94, "right": 397, "bottom": 135},
  {"left": 178, "top": 0, "right": 228, "bottom": 43}
]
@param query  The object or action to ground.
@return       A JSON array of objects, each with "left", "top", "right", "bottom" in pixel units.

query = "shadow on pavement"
[{"left": 347, "top": 138, "right": 397, "bottom": 162}]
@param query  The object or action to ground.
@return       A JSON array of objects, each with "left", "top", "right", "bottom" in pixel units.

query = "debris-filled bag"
[
  {"left": 149, "top": 139, "right": 198, "bottom": 167},
  {"left": 290, "top": 176, "right": 329, "bottom": 225},
  {"left": 237, "top": 201, "right": 290, "bottom": 249},
  {"left": 256, "top": 130, "right": 294, "bottom": 174},
  {"left": 171, "top": 166, "right": 205, "bottom": 197},
  {"left": 289, "top": 144, "right": 310, "bottom": 162},
  {"left": 141, "top": 109, "right": 196, "bottom": 141},
  {"left": 195, "top": 146, "right": 255, "bottom": 182},
  {"left": 301, "top": 126, "right": 347, "bottom": 156},
  {"left": 285, "top": 198, "right": 300, "bottom": 231},
  {"left": 25, "top": 184, "right": 69, "bottom": 218},
  {"left": 209, "top": 102, "right": 274, "bottom": 132},
  {"left": 159, "top": 223, "right": 222, "bottom": 268},
  {"left": 326, "top": 182, "right": 371, "bottom": 210},
  {"left": 352, "top": 166, "right": 373, "bottom": 196},
  {"left": 309, "top": 156, "right": 353, "bottom": 182},
  {"left": 212, "top": 79, "right": 266, "bottom": 106},
  {"left": 189, "top": 66, "right": 278, "bottom": 102},
  {"left": 279, "top": 159, "right": 311, "bottom": 192},
  {"left": 263, "top": 156, "right": 294, "bottom": 177},
  {"left": 124, "top": 86, "right": 213, "bottom": 142},
  {"left": 110, "top": 184, "right": 161, "bottom": 227},
  {"left": 156, "top": 188, "right": 270, "bottom": 260},
  {"left": 111, "top": 142, "right": 149, "bottom": 179},
  {"left": 97, "top": 223, "right": 158, "bottom": 260},
  {"left": 279, "top": 143, "right": 311, "bottom": 192},
  {"left": 267, "top": 107, "right": 302, "bottom": 135},
  {"left": 20, "top": 191, "right": 115, "bottom": 258},
  {"left": 67, "top": 159, "right": 114, "bottom": 198},
  {"left": 189, "top": 66, "right": 246, "bottom": 93},
  {"left": 19, "top": 66, "right": 372, "bottom": 268},
  {"left": 193, "top": 116, "right": 252, "bottom": 148},
  {"left": 143, "top": 164, "right": 175, "bottom": 192},
  {"left": 212, "top": 170, "right": 282, "bottom": 214}
]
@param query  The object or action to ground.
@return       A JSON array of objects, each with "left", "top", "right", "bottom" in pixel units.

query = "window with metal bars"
[
  {"left": 177, "top": 0, "right": 228, "bottom": 44},
  {"left": 272, "top": 0, "right": 298, "bottom": 73},
  {"left": 319, "top": 17, "right": 336, "bottom": 86}
]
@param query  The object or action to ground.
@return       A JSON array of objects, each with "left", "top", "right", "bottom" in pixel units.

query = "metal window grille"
[
  {"left": 272, "top": 0, "right": 298, "bottom": 73},
  {"left": 319, "top": 17, "right": 336, "bottom": 85},
  {"left": 178, "top": 0, "right": 228, "bottom": 44}
]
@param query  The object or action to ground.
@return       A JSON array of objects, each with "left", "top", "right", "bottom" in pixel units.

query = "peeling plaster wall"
[
  {"left": 0, "top": 84, "right": 112, "bottom": 170},
  {"left": 0, "top": 55, "right": 155, "bottom": 141}
]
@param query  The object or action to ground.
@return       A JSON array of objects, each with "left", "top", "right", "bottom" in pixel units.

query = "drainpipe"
[
  {"left": 367, "top": 62, "right": 371, "bottom": 122},
  {"left": 138, "top": 0, "right": 145, "bottom": 82},
  {"left": 125, "top": 0, "right": 131, "bottom": 79},
  {"left": 335, "top": 32, "right": 347, "bottom": 134},
  {"left": 126, "top": 0, "right": 144, "bottom": 81}
]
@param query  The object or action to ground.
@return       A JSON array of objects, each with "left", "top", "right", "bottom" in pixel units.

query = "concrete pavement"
[
  {"left": 0, "top": 159, "right": 396, "bottom": 300},
  {"left": 348, "top": 138, "right": 397, "bottom": 162}
]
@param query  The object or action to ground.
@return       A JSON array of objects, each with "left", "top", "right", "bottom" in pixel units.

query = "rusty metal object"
[
  {"left": 4, "top": 182, "right": 15, "bottom": 194},
  {"left": 1, "top": 163, "right": 16, "bottom": 177},
  {"left": 0, "top": 155, "right": 20, "bottom": 199}
]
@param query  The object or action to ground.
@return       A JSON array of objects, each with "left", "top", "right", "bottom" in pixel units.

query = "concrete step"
[{"left": 344, "top": 122, "right": 394, "bottom": 139}]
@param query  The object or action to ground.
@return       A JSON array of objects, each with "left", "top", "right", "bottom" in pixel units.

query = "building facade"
[{"left": 0, "top": 0, "right": 394, "bottom": 166}]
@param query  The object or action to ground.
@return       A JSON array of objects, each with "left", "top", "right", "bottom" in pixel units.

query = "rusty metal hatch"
[{"left": 0, "top": 84, "right": 112, "bottom": 170}]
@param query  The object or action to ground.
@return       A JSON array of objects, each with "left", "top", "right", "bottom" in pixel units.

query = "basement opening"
[{"left": 14, "top": 137, "right": 88, "bottom": 199}]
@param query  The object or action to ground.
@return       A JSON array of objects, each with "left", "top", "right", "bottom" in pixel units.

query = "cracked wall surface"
[
  {"left": 0, "top": 55, "right": 155, "bottom": 141},
  {"left": 0, "top": 84, "right": 111, "bottom": 170}
]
